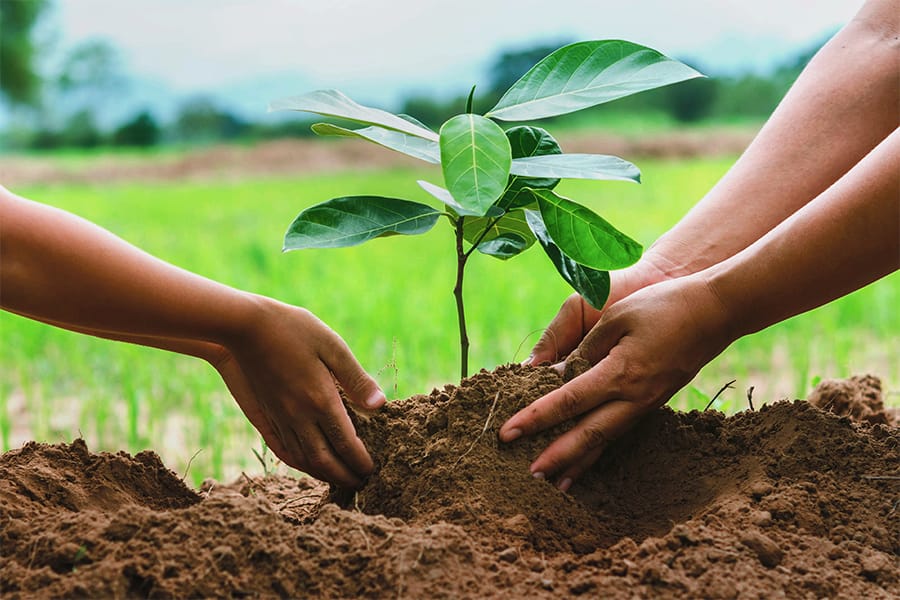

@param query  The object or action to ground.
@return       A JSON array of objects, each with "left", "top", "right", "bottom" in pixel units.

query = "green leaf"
[
  {"left": 439, "top": 114, "right": 512, "bottom": 216},
  {"left": 499, "top": 126, "right": 561, "bottom": 210},
  {"left": 525, "top": 210, "right": 611, "bottom": 309},
  {"left": 463, "top": 210, "right": 535, "bottom": 259},
  {"left": 511, "top": 153, "right": 641, "bottom": 183},
  {"left": 417, "top": 179, "right": 502, "bottom": 217},
  {"left": 312, "top": 123, "right": 440, "bottom": 164},
  {"left": 476, "top": 234, "right": 532, "bottom": 260},
  {"left": 531, "top": 188, "right": 642, "bottom": 270},
  {"left": 270, "top": 89, "right": 438, "bottom": 141},
  {"left": 486, "top": 40, "right": 703, "bottom": 121},
  {"left": 397, "top": 113, "right": 431, "bottom": 129},
  {"left": 284, "top": 196, "right": 440, "bottom": 250}
]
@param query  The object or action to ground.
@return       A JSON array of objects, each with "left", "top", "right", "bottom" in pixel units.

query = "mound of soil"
[{"left": 2, "top": 367, "right": 897, "bottom": 598}]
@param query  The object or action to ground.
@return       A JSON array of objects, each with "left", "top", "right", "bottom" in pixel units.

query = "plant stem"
[{"left": 453, "top": 217, "right": 470, "bottom": 379}]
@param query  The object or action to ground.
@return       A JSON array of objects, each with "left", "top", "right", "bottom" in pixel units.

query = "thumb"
[
  {"left": 529, "top": 294, "right": 597, "bottom": 365},
  {"left": 572, "top": 308, "right": 628, "bottom": 368},
  {"left": 324, "top": 336, "right": 386, "bottom": 411}
]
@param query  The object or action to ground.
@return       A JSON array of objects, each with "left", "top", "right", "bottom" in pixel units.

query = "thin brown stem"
[
  {"left": 454, "top": 217, "right": 470, "bottom": 379},
  {"left": 464, "top": 213, "right": 506, "bottom": 260}
]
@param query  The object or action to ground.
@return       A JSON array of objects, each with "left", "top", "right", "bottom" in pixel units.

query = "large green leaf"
[
  {"left": 312, "top": 123, "right": 440, "bottom": 164},
  {"left": 463, "top": 210, "right": 536, "bottom": 259},
  {"left": 531, "top": 188, "right": 642, "bottom": 270},
  {"left": 525, "top": 210, "right": 611, "bottom": 309},
  {"left": 439, "top": 114, "right": 512, "bottom": 216},
  {"left": 486, "top": 40, "right": 703, "bottom": 121},
  {"left": 284, "top": 196, "right": 440, "bottom": 250},
  {"left": 270, "top": 89, "right": 438, "bottom": 141},
  {"left": 511, "top": 153, "right": 641, "bottom": 183},
  {"left": 499, "top": 126, "right": 561, "bottom": 210},
  {"left": 417, "top": 179, "right": 502, "bottom": 217}
]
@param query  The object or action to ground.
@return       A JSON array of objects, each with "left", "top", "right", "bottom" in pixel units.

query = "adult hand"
[
  {"left": 527, "top": 255, "right": 679, "bottom": 365},
  {"left": 501, "top": 275, "right": 734, "bottom": 491},
  {"left": 218, "top": 297, "right": 385, "bottom": 488}
]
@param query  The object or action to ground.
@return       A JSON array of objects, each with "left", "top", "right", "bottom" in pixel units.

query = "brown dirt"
[
  {"left": 1, "top": 367, "right": 897, "bottom": 599},
  {"left": 0, "top": 128, "right": 758, "bottom": 187}
]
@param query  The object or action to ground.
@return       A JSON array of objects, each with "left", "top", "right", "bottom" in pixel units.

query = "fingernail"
[
  {"left": 500, "top": 428, "right": 522, "bottom": 443},
  {"left": 558, "top": 478, "right": 572, "bottom": 493},
  {"left": 366, "top": 390, "right": 385, "bottom": 409},
  {"left": 520, "top": 355, "right": 534, "bottom": 366},
  {"left": 532, "top": 471, "right": 545, "bottom": 480}
]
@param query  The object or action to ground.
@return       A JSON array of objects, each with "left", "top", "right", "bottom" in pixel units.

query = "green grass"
[{"left": 2, "top": 159, "right": 898, "bottom": 485}]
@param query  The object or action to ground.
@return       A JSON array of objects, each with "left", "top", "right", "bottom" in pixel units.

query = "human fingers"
[
  {"left": 500, "top": 366, "right": 613, "bottom": 443},
  {"left": 319, "top": 329, "right": 385, "bottom": 411},
  {"left": 266, "top": 417, "right": 306, "bottom": 472},
  {"left": 529, "top": 399, "right": 642, "bottom": 488},
  {"left": 287, "top": 361, "right": 375, "bottom": 484},
  {"left": 213, "top": 352, "right": 293, "bottom": 461},
  {"left": 501, "top": 319, "right": 626, "bottom": 442},
  {"left": 528, "top": 294, "right": 598, "bottom": 365},
  {"left": 291, "top": 420, "right": 365, "bottom": 488},
  {"left": 314, "top": 388, "right": 376, "bottom": 478}
]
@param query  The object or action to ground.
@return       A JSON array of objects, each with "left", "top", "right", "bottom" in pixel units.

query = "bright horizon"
[{"left": 49, "top": 1, "right": 860, "bottom": 102}]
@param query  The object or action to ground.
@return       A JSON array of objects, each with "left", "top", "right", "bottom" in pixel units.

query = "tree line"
[{"left": 1, "top": 1, "right": 823, "bottom": 152}]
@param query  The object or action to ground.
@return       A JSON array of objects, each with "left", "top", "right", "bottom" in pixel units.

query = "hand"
[
  {"left": 527, "top": 255, "right": 678, "bottom": 365},
  {"left": 217, "top": 297, "right": 385, "bottom": 488},
  {"left": 501, "top": 275, "right": 734, "bottom": 491}
]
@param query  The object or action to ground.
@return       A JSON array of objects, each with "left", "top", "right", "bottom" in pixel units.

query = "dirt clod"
[
  {"left": 1, "top": 367, "right": 898, "bottom": 598},
  {"left": 808, "top": 374, "right": 897, "bottom": 425},
  {"left": 740, "top": 531, "right": 784, "bottom": 568}
]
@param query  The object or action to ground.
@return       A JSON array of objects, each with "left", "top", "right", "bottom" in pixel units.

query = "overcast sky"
[{"left": 51, "top": 1, "right": 863, "bottom": 92}]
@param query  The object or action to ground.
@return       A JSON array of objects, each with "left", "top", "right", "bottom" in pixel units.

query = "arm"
[
  {"left": 502, "top": 127, "right": 900, "bottom": 490},
  {"left": 529, "top": 0, "right": 900, "bottom": 363},
  {"left": 0, "top": 186, "right": 386, "bottom": 488}
]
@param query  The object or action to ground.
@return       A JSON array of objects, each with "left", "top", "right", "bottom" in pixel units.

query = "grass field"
[{"left": 3, "top": 158, "right": 898, "bottom": 484}]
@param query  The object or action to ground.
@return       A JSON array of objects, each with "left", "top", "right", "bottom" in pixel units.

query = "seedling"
[{"left": 272, "top": 40, "right": 702, "bottom": 379}]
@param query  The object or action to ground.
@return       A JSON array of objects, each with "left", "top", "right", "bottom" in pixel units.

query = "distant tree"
[
  {"left": 55, "top": 39, "right": 127, "bottom": 133},
  {"left": 57, "top": 39, "right": 126, "bottom": 94},
  {"left": 174, "top": 96, "right": 247, "bottom": 143},
  {"left": 662, "top": 61, "right": 719, "bottom": 122},
  {"left": 0, "top": 0, "right": 49, "bottom": 106},
  {"left": 711, "top": 74, "right": 782, "bottom": 119},
  {"left": 62, "top": 109, "right": 103, "bottom": 148},
  {"left": 487, "top": 39, "right": 574, "bottom": 101},
  {"left": 112, "top": 111, "right": 159, "bottom": 147},
  {"left": 398, "top": 94, "right": 459, "bottom": 129},
  {"left": 28, "top": 127, "right": 62, "bottom": 150}
]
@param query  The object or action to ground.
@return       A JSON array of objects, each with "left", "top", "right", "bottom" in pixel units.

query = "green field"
[{"left": 3, "top": 158, "right": 898, "bottom": 484}]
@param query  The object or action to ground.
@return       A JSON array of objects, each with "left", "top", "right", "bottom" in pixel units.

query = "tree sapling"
[{"left": 272, "top": 40, "right": 702, "bottom": 379}]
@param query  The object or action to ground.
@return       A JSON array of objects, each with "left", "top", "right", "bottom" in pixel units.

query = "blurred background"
[
  {"left": 0, "top": 0, "right": 862, "bottom": 152},
  {"left": 2, "top": 0, "right": 896, "bottom": 483}
]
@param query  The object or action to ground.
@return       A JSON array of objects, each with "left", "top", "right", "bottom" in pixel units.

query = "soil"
[{"left": 1, "top": 366, "right": 898, "bottom": 599}]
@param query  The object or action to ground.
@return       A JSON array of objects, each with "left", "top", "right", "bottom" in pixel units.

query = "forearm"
[
  {"left": 647, "top": 0, "right": 899, "bottom": 278},
  {"left": 5, "top": 308, "right": 224, "bottom": 362},
  {"left": 0, "top": 187, "right": 261, "bottom": 347},
  {"left": 707, "top": 127, "right": 900, "bottom": 339}
]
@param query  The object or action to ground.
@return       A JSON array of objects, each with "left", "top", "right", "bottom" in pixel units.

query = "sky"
[{"left": 34, "top": 0, "right": 866, "bottom": 121}]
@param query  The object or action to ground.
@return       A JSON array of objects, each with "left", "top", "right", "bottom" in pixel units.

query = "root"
[
  {"left": 180, "top": 448, "right": 203, "bottom": 481},
  {"left": 512, "top": 328, "right": 551, "bottom": 364},
  {"left": 454, "top": 392, "right": 501, "bottom": 467}
]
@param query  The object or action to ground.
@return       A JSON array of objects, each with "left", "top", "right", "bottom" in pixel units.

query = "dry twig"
[{"left": 704, "top": 379, "right": 737, "bottom": 411}]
